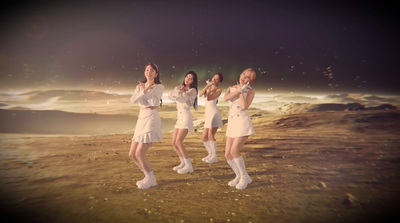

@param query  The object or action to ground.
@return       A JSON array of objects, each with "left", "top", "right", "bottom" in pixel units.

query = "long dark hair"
[
  {"left": 142, "top": 63, "right": 162, "bottom": 106},
  {"left": 142, "top": 63, "right": 161, "bottom": 84},
  {"left": 182, "top": 71, "right": 198, "bottom": 110}
]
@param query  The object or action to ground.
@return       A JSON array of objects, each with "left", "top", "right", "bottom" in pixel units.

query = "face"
[
  {"left": 239, "top": 70, "right": 254, "bottom": 85},
  {"left": 211, "top": 74, "right": 220, "bottom": 85},
  {"left": 185, "top": 74, "right": 194, "bottom": 86},
  {"left": 144, "top": 65, "right": 158, "bottom": 82}
]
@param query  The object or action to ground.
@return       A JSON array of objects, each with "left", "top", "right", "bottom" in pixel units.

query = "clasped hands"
[{"left": 138, "top": 81, "right": 155, "bottom": 93}]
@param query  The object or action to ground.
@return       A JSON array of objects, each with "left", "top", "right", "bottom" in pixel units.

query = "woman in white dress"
[
  {"left": 224, "top": 68, "right": 256, "bottom": 190},
  {"left": 168, "top": 71, "right": 198, "bottom": 174},
  {"left": 198, "top": 73, "right": 224, "bottom": 163},
  {"left": 129, "top": 63, "right": 164, "bottom": 189}
]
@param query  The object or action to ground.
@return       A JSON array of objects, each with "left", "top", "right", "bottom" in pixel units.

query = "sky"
[{"left": 1, "top": 0, "right": 399, "bottom": 94}]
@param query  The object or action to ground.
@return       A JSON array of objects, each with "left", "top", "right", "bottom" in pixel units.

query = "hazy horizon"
[{"left": 1, "top": 0, "right": 399, "bottom": 96}]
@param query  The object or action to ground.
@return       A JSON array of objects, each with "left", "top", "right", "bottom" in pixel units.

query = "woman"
[
  {"left": 168, "top": 71, "right": 198, "bottom": 174},
  {"left": 129, "top": 63, "right": 164, "bottom": 189},
  {"left": 198, "top": 73, "right": 224, "bottom": 163},
  {"left": 224, "top": 68, "right": 256, "bottom": 190}
]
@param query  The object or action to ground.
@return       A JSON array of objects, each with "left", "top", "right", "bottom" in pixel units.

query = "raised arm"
[
  {"left": 239, "top": 89, "right": 255, "bottom": 110},
  {"left": 206, "top": 88, "right": 222, "bottom": 101},
  {"left": 224, "top": 86, "right": 240, "bottom": 101}
]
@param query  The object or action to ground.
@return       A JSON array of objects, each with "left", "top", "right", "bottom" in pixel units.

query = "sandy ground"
[{"left": 1, "top": 110, "right": 400, "bottom": 223}]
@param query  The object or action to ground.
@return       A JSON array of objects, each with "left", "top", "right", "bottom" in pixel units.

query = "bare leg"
[
  {"left": 207, "top": 127, "right": 218, "bottom": 142},
  {"left": 175, "top": 129, "right": 189, "bottom": 158},
  {"left": 128, "top": 141, "right": 142, "bottom": 170},
  {"left": 202, "top": 128, "right": 209, "bottom": 142},
  {"left": 229, "top": 136, "right": 248, "bottom": 158},
  {"left": 172, "top": 128, "right": 186, "bottom": 170},
  {"left": 135, "top": 142, "right": 157, "bottom": 189},
  {"left": 229, "top": 136, "right": 252, "bottom": 189},
  {"left": 135, "top": 142, "right": 152, "bottom": 172},
  {"left": 175, "top": 129, "right": 194, "bottom": 174},
  {"left": 225, "top": 137, "right": 235, "bottom": 160},
  {"left": 172, "top": 128, "right": 184, "bottom": 157}
]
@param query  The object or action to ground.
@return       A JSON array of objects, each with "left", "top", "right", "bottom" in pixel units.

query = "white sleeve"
[
  {"left": 130, "top": 84, "right": 164, "bottom": 106},
  {"left": 178, "top": 88, "right": 197, "bottom": 106},
  {"left": 130, "top": 85, "right": 145, "bottom": 104},
  {"left": 168, "top": 87, "right": 181, "bottom": 101}
]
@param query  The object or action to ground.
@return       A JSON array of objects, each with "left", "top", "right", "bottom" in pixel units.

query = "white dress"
[
  {"left": 130, "top": 84, "right": 164, "bottom": 143},
  {"left": 204, "top": 96, "right": 223, "bottom": 129},
  {"left": 225, "top": 87, "right": 255, "bottom": 138},
  {"left": 168, "top": 87, "right": 197, "bottom": 130}
]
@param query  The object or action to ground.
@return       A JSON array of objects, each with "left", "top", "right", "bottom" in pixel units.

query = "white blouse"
[
  {"left": 130, "top": 84, "right": 164, "bottom": 107},
  {"left": 168, "top": 87, "right": 197, "bottom": 110}
]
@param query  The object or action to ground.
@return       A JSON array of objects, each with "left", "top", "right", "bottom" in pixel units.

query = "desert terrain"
[
  {"left": 1, "top": 104, "right": 400, "bottom": 222},
  {"left": 1, "top": 90, "right": 400, "bottom": 222}
]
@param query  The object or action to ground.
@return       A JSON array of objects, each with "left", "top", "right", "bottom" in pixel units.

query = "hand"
[
  {"left": 206, "top": 79, "right": 213, "bottom": 87},
  {"left": 145, "top": 81, "right": 155, "bottom": 91},
  {"left": 239, "top": 82, "right": 251, "bottom": 93},
  {"left": 138, "top": 81, "right": 146, "bottom": 89},
  {"left": 177, "top": 84, "right": 185, "bottom": 93}
]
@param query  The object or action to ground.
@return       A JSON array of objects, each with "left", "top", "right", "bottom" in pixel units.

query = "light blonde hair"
[{"left": 245, "top": 68, "right": 257, "bottom": 83}]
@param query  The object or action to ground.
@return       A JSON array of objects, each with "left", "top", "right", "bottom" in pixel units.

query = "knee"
[
  {"left": 136, "top": 149, "right": 145, "bottom": 159},
  {"left": 129, "top": 151, "right": 138, "bottom": 162},
  {"left": 175, "top": 140, "right": 183, "bottom": 149},
  {"left": 172, "top": 140, "right": 178, "bottom": 148},
  {"left": 230, "top": 148, "right": 240, "bottom": 158},
  {"left": 128, "top": 152, "right": 134, "bottom": 159},
  {"left": 225, "top": 149, "right": 232, "bottom": 160},
  {"left": 208, "top": 133, "right": 214, "bottom": 141}
]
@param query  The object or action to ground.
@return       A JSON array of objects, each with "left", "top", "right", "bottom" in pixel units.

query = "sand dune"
[{"left": 0, "top": 109, "right": 399, "bottom": 222}]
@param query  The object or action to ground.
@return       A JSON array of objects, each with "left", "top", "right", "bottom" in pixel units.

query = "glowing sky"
[{"left": 1, "top": 0, "right": 399, "bottom": 94}]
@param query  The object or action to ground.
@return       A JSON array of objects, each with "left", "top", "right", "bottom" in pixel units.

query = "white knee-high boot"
[
  {"left": 173, "top": 156, "right": 185, "bottom": 171},
  {"left": 205, "top": 141, "right": 218, "bottom": 163},
  {"left": 234, "top": 156, "right": 252, "bottom": 189},
  {"left": 177, "top": 158, "right": 194, "bottom": 174},
  {"left": 202, "top": 141, "right": 212, "bottom": 162},
  {"left": 137, "top": 170, "right": 157, "bottom": 189},
  {"left": 227, "top": 159, "right": 240, "bottom": 187}
]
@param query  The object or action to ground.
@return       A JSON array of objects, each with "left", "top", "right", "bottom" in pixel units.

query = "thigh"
[
  {"left": 209, "top": 127, "right": 218, "bottom": 139},
  {"left": 225, "top": 137, "right": 234, "bottom": 152},
  {"left": 130, "top": 141, "right": 139, "bottom": 153},
  {"left": 231, "top": 136, "right": 248, "bottom": 152},
  {"left": 176, "top": 129, "right": 188, "bottom": 142},
  {"left": 136, "top": 142, "right": 151, "bottom": 156},
  {"left": 172, "top": 128, "right": 179, "bottom": 144}
]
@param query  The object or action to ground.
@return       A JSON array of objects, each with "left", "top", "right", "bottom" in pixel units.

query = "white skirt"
[
  {"left": 174, "top": 108, "right": 193, "bottom": 130},
  {"left": 204, "top": 98, "right": 223, "bottom": 129},
  {"left": 225, "top": 109, "right": 255, "bottom": 138},
  {"left": 133, "top": 109, "right": 162, "bottom": 143}
]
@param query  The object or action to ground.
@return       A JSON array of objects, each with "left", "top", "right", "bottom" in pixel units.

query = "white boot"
[
  {"left": 227, "top": 159, "right": 240, "bottom": 187},
  {"left": 136, "top": 170, "right": 148, "bottom": 186},
  {"left": 202, "top": 141, "right": 212, "bottom": 162},
  {"left": 205, "top": 141, "right": 218, "bottom": 163},
  {"left": 137, "top": 170, "right": 157, "bottom": 189},
  {"left": 234, "top": 156, "right": 252, "bottom": 190},
  {"left": 173, "top": 156, "right": 185, "bottom": 171},
  {"left": 177, "top": 158, "right": 194, "bottom": 174}
]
